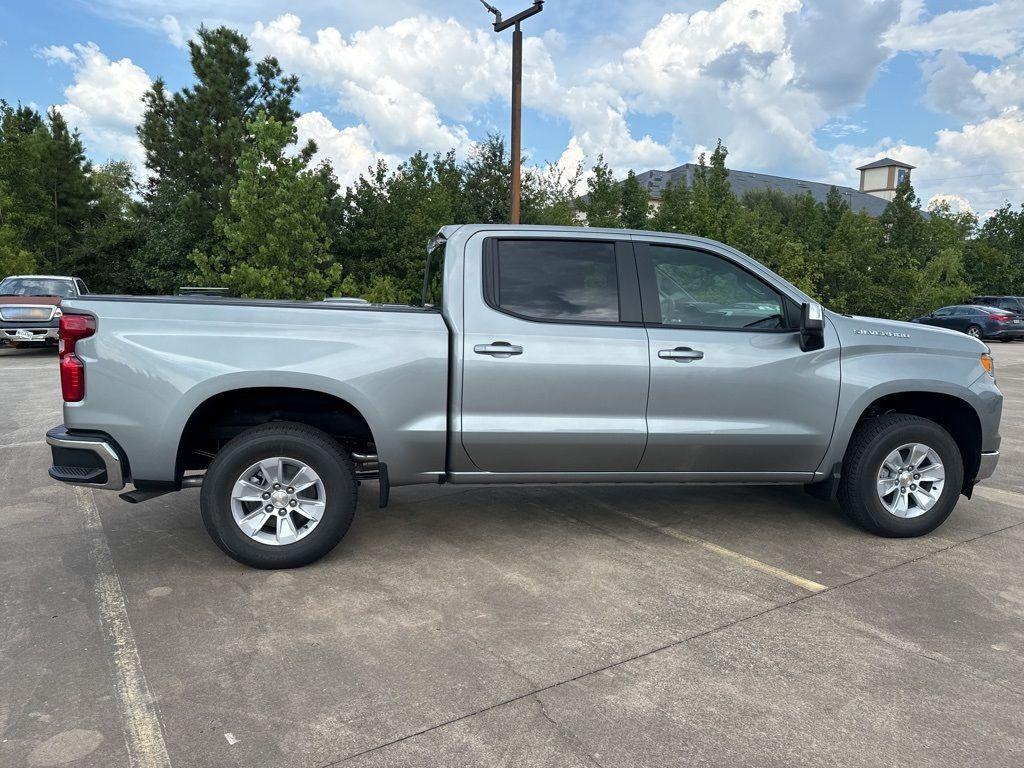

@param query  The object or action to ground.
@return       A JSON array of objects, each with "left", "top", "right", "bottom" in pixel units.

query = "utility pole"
[{"left": 480, "top": 1, "right": 544, "bottom": 224}]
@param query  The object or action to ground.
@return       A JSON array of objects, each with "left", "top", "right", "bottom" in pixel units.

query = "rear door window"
[{"left": 490, "top": 240, "right": 621, "bottom": 323}]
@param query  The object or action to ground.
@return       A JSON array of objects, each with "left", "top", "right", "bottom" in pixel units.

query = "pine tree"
[
  {"left": 135, "top": 27, "right": 302, "bottom": 293},
  {"left": 879, "top": 175, "right": 924, "bottom": 257}
]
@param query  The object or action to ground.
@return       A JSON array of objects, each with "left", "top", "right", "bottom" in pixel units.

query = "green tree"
[
  {"left": 582, "top": 155, "right": 621, "bottom": 228},
  {"left": 80, "top": 162, "right": 143, "bottom": 293},
  {"left": 136, "top": 27, "right": 302, "bottom": 293},
  {"left": 191, "top": 113, "right": 341, "bottom": 299},
  {"left": 650, "top": 176, "right": 692, "bottom": 234},
  {"left": 619, "top": 170, "right": 649, "bottom": 230},
  {"left": 690, "top": 140, "right": 736, "bottom": 241},
  {"left": 0, "top": 181, "right": 35, "bottom": 276}
]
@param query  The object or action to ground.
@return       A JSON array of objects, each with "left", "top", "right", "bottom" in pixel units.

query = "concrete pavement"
[{"left": 1, "top": 342, "right": 1022, "bottom": 767}]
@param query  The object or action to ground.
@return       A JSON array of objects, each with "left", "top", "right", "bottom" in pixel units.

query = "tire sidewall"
[
  {"left": 854, "top": 420, "right": 963, "bottom": 536},
  {"left": 966, "top": 325, "right": 982, "bottom": 339},
  {"left": 201, "top": 427, "right": 355, "bottom": 568}
]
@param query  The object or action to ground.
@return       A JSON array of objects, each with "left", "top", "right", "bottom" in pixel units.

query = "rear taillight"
[
  {"left": 59, "top": 314, "right": 95, "bottom": 402},
  {"left": 988, "top": 314, "right": 1009, "bottom": 323}
]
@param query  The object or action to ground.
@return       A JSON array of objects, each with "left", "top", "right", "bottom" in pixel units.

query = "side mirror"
[{"left": 800, "top": 302, "right": 825, "bottom": 352}]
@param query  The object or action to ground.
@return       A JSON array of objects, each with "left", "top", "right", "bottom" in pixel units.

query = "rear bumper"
[
  {"left": 45, "top": 425, "right": 126, "bottom": 491},
  {"left": 986, "top": 328, "right": 1024, "bottom": 340},
  {"left": 975, "top": 451, "right": 999, "bottom": 483}
]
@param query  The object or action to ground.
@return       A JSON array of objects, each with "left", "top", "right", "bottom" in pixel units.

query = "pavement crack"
[{"left": 532, "top": 695, "right": 606, "bottom": 768}]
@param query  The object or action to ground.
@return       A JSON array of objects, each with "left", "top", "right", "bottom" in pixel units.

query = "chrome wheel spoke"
[
  {"left": 911, "top": 489, "right": 935, "bottom": 510},
  {"left": 296, "top": 499, "right": 325, "bottom": 521},
  {"left": 289, "top": 465, "right": 318, "bottom": 493},
  {"left": 276, "top": 514, "right": 299, "bottom": 545},
  {"left": 917, "top": 464, "right": 945, "bottom": 483},
  {"left": 877, "top": 478, "right": 899, "bottom": 497},
  {"left": 259, "top": 458, "right": 283, "bottom": 486},
  {"left": 909, "top": 444, "right": 930, "bottom": 469},
  {"left": 238, "top": 509, "right": 272, "bottom": 538}
]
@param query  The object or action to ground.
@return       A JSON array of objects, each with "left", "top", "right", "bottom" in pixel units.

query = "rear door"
[
  {"left": 635, "top": 239, "right": 841, "bottom": 474},
  {"left": 460, "top": 235, "right": 650, "bottom": 473}
]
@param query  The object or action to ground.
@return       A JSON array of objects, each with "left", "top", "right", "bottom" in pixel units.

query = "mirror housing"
[{"left": 800, "top": 302, "right": 825, "bottom": 352}]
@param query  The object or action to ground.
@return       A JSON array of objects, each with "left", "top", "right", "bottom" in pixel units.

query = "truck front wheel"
[
  {"left": 200, "top": 422, "right": 357, "bottom": 568},
  {"left": 838, "top": 413, "right": 963, "bottom": 537}
]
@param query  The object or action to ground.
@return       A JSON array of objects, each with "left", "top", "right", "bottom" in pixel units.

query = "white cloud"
[
  {"left": 885, "top": 0, "right": 1024, "bottom": 57},
  {"left": 160, "top": 14, "right": 187, "bottom": 48},
  {"left": 294, "top": 111, "right": 400, "bottom": 189},
  {"left": 923, "top": 51, "right": 1024, "bottom": 120},
  {"left": 251, "top": 14, "right": 504, "bottom": 156},
  {"left": 39, "top": 45, "right": 78, "bottom": 65},
  {"left": 43, "top": 43, "right": 151, "bottom": 168}
]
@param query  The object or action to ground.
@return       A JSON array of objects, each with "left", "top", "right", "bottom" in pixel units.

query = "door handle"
[
  {"left": 659, "top": 346, "right": 704, "bottom": 362},
  {"left": 474, "top": 342, "right": 523, "bottom": 358}
]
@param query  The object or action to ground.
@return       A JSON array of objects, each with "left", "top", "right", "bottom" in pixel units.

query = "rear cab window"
[{"left": 484, "top": 239, "right": 640, "bottom": 324}]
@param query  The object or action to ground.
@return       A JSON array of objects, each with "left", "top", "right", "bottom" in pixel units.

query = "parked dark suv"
[
  {"left": 971, "top": 296, "right": 1024, "bottom": 315},
  {"left": 911, "top": 304, "right": 1024, "bottom": 341}
]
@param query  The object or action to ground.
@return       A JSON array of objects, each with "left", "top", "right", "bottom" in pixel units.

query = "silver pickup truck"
[{"left": 45, "top": 225, "right": 1003, "bottom": 568}]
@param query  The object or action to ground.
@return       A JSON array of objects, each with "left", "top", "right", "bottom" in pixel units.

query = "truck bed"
[{"left": 60, "top": 295, "right": 450, "bottom": 486}]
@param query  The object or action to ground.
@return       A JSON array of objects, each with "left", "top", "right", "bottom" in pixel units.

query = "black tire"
[
  {"left": 838, "top": 413, "right": 963, "bottom": 537},
  {"left": 200, "top": 422, "right": 357, "bottom": 568},
  {"left": 965, "top": 325, "right": 983, "bottom": 339}
]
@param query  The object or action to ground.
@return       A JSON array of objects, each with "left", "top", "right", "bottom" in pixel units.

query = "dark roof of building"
[
  {"left": 856, "top": 157, "right": 915, "bottom": 171},
  {"left": 636, "top": 164, "right": 892, "bottom": 217}
]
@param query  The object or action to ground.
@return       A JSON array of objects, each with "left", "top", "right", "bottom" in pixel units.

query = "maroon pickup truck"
[{"left": 0, "top": 275, "right": 88, "bottom": 347}]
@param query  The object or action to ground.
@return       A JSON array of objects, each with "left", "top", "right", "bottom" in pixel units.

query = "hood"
[
  {"left": 828, "top": 310, "right": 987, "bottom": 356},
  {"left": 0, "top": 295, "right": 62, "bottom": 306}
]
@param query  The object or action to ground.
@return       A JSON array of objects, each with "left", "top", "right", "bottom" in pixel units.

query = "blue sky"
[{"left": 2, "top": 0, "right": 1023, "bottom": 215}]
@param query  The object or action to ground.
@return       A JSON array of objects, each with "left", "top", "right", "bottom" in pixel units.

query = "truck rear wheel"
[
  {"left": 200, "top": 422, "right": 357, "bottom": 568},
  {"left": 838, "top": 413, "right": 963, "bottom": 537}
]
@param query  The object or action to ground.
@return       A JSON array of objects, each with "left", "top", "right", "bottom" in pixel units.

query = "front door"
[
  {"left": 635, "top": 240, "right": 841, "bottom": 475},
  {"left": 460, "top": 236, "right": 650, "bottom": 473}
]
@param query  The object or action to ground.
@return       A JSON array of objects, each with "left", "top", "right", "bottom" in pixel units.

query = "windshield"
[{"left": 0, "top": 278, "right": 75, "bottom": 297}]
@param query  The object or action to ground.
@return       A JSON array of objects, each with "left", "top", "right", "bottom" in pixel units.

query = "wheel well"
[
  {"left": 177, "top": 388, "right": 375, "bottom": 480},
  {"left": 855, "top": 391, "right": 981, "bottom": 491}
]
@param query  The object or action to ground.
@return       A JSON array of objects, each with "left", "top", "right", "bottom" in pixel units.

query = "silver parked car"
[{"left": 44, "top": 225, "right": 1002, "bottom": 568}]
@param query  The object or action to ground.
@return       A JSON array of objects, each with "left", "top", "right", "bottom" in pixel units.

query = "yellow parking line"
[
  {"left": 972, "top": 485, "right": 1024, "bottom": 508},
  {"left": 611, "top": 508, "right": 828, "bottom": 593}
]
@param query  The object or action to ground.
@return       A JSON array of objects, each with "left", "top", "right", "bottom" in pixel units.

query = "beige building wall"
[{"left": 860, "top": 167, "right": 893, "bottom": 199}]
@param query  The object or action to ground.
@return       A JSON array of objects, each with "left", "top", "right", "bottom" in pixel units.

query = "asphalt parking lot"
[{"left": 1, "top": 342, "right": 1023, "bottom": 768}]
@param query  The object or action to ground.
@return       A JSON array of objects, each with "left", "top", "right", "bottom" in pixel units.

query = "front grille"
[{"left": 0, "top": 305, "right": 54, "bottom": 321}]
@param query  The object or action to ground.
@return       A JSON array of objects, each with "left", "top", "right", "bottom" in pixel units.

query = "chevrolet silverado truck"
[
  {"left": 45, "top": 225, "right": 1003, "bottom": 568},
  {"left": 0, "top": 275, "right": 88, "bottom": 347}
]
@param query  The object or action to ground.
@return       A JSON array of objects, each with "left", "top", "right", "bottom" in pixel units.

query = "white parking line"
[
  {"left": 74, "top": 487, "right": 172, "bottom": 768},
  {"left": 0, "top": 365, "right": 54, "bottom": 371}
]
